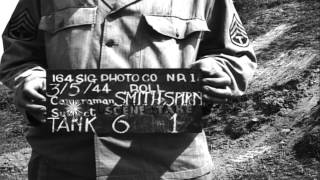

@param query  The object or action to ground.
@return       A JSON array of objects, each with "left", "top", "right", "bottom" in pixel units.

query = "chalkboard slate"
[{"left": 46, "top": 69, "right": 203, "bottom": 134}]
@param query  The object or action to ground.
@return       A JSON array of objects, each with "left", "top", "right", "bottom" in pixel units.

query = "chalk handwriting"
[
  {"left": 112, "top": 115, "right": 130, "bottom": 134},
  {"left": 46, "top": 69, "right": 203, "bottom": 134}
]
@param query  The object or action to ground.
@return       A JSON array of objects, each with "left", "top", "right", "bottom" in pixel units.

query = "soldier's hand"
[
  {"left": 14, "top": 76, "right": 47, "bottom": 123},
  {"left": 191, "top": 58, "right": 232, "bottom": 104}
]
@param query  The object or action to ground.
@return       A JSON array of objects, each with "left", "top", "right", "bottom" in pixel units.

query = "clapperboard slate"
[{"left": 46, "top": 69, "right": 203, "bottom": 134}]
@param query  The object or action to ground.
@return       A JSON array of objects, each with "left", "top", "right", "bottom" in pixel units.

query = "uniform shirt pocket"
[
  {"left": 37, "top": 7, "right": 97, "bottom": 69},
  {"left": 139, "top": 15, "right": 210, "bottom": 68},
  {"left": 38, "top": 7, "right": 97, "bottom": 34},
  {"left": 144, "top": 15, "right": 210, "bottom": 40}
]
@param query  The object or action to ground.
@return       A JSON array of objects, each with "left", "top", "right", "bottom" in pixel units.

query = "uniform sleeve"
[
  {"left": 197, "top": 0, "right": 257, "bottom": 96},
  {"left": 0, "top": 0, "right": 46, "bottom": 90}
]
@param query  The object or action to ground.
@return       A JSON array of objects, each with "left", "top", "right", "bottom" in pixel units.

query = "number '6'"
[{"left": 112, "top": 115, "right": 130, "bottom": 134}]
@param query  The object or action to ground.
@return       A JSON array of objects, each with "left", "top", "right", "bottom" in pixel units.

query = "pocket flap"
[
  {"left": 144, "top": 15, "right": 210, "bottom": 39},
  {"left": 39, "top": 7, "right": 97, "bottom": 33}
]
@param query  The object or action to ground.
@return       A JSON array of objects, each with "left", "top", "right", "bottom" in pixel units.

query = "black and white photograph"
[{"left": 0, "top": 0, "right": 319, "bottom": 179}]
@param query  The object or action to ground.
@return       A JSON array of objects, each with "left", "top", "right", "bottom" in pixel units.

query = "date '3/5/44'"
[{"left": 47, "top": 82, "right": 112, "bottom": 97}]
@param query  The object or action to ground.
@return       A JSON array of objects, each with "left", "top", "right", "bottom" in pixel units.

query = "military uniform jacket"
[{"left": 0, "top": 0, "right": 256, "bottom": 179}]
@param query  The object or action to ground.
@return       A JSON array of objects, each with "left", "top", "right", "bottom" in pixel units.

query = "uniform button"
[
  {"left": 112, "top": 3, "right": 121, "bottom": 10},
  {"left": 105, "top": 39, "right": 116, "bottom": 47},
  {"left": 176, "top": 32, "right": 180, "bottom": 38}
]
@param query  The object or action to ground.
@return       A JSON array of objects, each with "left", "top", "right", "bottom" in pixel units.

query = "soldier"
[{"left": 0, "top": 0, "right": 256, "bottom": 179}]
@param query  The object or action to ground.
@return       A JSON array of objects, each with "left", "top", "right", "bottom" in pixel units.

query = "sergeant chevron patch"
[
  {"left": 8, "top": 9, "right": 37, "bottom": 41},
  {"left": 229, "top": 15, "right": 249, "bottom": 47}
]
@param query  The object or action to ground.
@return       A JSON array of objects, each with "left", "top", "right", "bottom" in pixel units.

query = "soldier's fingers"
[
  {"left": 22, "top": 85, "right": 46, "bottom": 102},
  {"left": 202, "top": 77, "right": 232, "bottom": 88},
  {"left": 15, "top": 96, "right": 46, "bottom": 112},
  {"left": 24, "top": 103, "right": 46, "bottom": 112},
  {"left": 202, "top": 85, "right": 233, "bottom": 98},
  {"left": 190, "top": 59, "right": 222, "bottom": 76},
  {"left": 27, "top": 110, "right": 47, "bottom": 123},
  {"left": 37, "top": 78, "right": 47, "bottom": 94},
  {"left": 202, "top": 94, "right": 229, "bottom": 104},
  {"left": 22, "top": 77, "right": 47, "bottom": 100}
]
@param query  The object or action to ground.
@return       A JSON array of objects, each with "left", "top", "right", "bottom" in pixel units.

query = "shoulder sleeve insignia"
[
  {"left": 8, "top": 9, "right": 37, "bottom": 41},
  {"left": 229, "top": 14, "right": 249, "bottom": 47}
]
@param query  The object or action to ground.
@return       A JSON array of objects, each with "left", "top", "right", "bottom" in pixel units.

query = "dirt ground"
[
  {"left": 205, "top": 0, "right": 320, "bottom": 179},
  {"left": 0, "top": 0, "right": 319, "bottom": 179}
]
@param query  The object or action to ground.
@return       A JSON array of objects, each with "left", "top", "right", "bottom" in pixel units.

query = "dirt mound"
[{"left": 204, "top": 0, "right": 320, "bottom": 179}]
